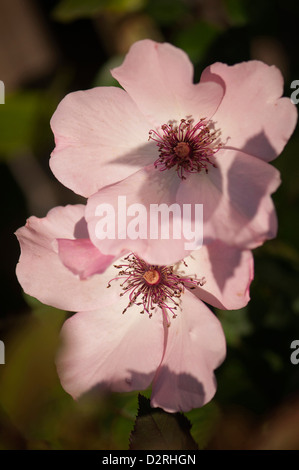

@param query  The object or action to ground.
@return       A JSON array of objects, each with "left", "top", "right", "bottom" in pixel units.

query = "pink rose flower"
[
  {"left": 15, "top": 204, "right": 253, "bottom": 412},
  {"left": 50, "top": 39, "right": 297, "bottom": 265}
]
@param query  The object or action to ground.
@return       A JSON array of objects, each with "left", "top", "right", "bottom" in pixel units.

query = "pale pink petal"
[
  {"left": 57, "top": 238, "right": 115, "bottom": 280},
  {"left": 50, "top": 87, "right": 154, "bottom": 197},
  {"left": 112, "top": 39, "right": 224, "bottom": 126},
  {"left": 85, "top": 165, "right": 199, "bottom": 265},
  {"left": 56, "top": 300, "right": 164, "bottom": 399},
  {"left": 180, "top": 243, "right": 254, "bottom": 310},
  {"left": 201, "top": 61, "right": 297, "bottom": 161},
  {"left": 15, "top": 205, "right": 119, "bottom": 312},
  {"left": 151, "top": 290, "right": 226, "bottom": 413},
  {"left": 176, "top": 148, "right": 281, "bottom": 249}
]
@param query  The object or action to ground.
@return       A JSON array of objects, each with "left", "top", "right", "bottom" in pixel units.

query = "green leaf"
[
  {"left": 52, "top": 0, "right": 146, "bottom": 22},
  {"left": 129, "top": 394, "right": 198, "bottom": 450}
]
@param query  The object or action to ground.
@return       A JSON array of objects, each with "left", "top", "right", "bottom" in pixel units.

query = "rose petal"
[
  {"left": 151, "top": 290, "right": 226, "bottom": 413},
  {"left": 176, "top": 148, "right": 281, "bottom": 249},
  {"left": 112, "top": 39, "right": 224, "bottom": 126},
  {"left": 201, "top": 61, "right": 297, "bottom": 161},
  {"left": 56, "top": 300, "right": 164, "bottom": 399},
  {"left": 85, "top": 165, "right": 200, "bottom": 265},
  {"left": 180, "top": 243, "right": 254, "bottom": 310},
  {"left": 57, "top": 238, "right": 115, "bottom": 280},
  {"left": 15, "top": 205, "right": 119, "bottom": 312},
  {"left": 50, "top": 87, "right": 154, "bottom": 197}
]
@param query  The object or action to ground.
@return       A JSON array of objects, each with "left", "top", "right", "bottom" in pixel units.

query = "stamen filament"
[
  {"left": 107, "top": 253, "right": 205, "bottom": 325},
  {"left": 149, "top": 118, "right": 222, "bottom": 179}
]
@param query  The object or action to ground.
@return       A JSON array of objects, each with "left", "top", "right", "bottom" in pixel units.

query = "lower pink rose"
[{"left": 16, "top": 204, "right": 253, "bottom": 412}]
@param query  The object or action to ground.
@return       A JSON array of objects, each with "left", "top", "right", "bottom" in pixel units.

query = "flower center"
[
  {"left": 143, "top": 269, "right": 160, "bottom": 285},
  {"left": 174, "top": 142, "right": 191, "bottom": 159},
  {"left": 107, "top": 253, "right": 206, "bottom": 326},
  {"left": 149, "top": 118, "right": 222, "bottom": 180}
]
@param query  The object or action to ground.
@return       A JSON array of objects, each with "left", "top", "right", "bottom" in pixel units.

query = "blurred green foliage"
[
  {"left": 0, "top": 92, "right": 42, "bottom": 157},
  {"left": 52, "top": 0, "right": 147, "bottom": 21},
  {"left": 0, "top": 90, "right": 56, "bottom": 159},
  {"left": 175, "top": 21, "right": 222, "bottom": 63}
]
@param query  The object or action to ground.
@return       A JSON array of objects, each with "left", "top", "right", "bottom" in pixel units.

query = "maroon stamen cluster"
[
  {"left": 149, "top": 118, "right": 221, "bottom": 180},
  {"left": 107, "top": 253, "right": 206, "bottom": 326}
]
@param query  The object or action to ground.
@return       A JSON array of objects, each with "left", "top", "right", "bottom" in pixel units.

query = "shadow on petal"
[
  {"left": 209, "top": 242, "right": 242, "bottom": 294},
  {"left": 242, "top": 130, "right": 277, "bottom": 162},
  {"left": 75, "top": 367, "right": 212, "bottom": 414},
  {"left": 74, "top": 217, "right": 89, "bottom": 238},
  {"left": 106, "top": 140, "right": 158, "bottom": 168},
  {"left": 78, "top": 369, "right": 157, "bottom": 398}
]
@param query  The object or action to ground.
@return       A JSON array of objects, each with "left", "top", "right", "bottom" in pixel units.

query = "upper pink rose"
[
  {"left": 50, "top": 39, "right": 297, "bottom": 265},
  {"left": 15, "top": 204, "right": 253, "bottom": 412}
]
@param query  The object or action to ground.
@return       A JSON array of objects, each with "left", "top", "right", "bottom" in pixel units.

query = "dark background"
[{"left": 0, "top": 0, "right": 299, "bottom": 449}]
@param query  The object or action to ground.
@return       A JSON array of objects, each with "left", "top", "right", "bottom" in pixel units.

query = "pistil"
[{"left": 107, "top": 253, "right": 206, "bottom": 326}]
